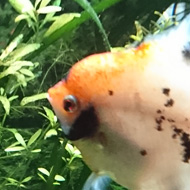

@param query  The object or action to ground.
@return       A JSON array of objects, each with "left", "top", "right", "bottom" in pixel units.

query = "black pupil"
[{"left": 64, "top": 99, "right": 74, "bottom": 112}]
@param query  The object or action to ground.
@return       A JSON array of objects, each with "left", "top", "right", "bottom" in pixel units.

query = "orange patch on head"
[
  {"left": 136, "top": 43, "right": 152, "bottom": 55},
  {"left": 48, "top": 42, "right": 155, "bottom": 105}
]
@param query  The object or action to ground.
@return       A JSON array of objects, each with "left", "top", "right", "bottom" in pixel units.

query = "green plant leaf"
[
  {"left": 15, "top": 132, "right": 27, "bottom": 147},
  {"left": 31, "top": 149, "right": 41, "bottom": 153},
  {"left": 5, "top": 146, "right": 26, "bottom": 152},
  {"left": 29, "top": 0, "right": 121, "bottom": 58},
  {"left": 9, "top": 0, "right": 34, "bottom": 14},
  {"left": 0, "top": 66, "right": 20, "bottom": 79},
  {"left": 37, "top": 173, "right": 47, "bottom": 182},
  {"left": 0, "top": 34, "right": 23, "bottom": 61},
  {"left": 9, "top": 0, "right": 37, "bottom": 22},
  {"left": 44, "top": 13, "right": 80, "bottom": 38},
  {"left": 43, "top": 106, "right": 57, "bottom": 126},
  {"left": 1, "top": 60, "right": 34, "bottom": 67},
  {"left": 20, "top": 93, "right": 47, "bottom": 106},
  {"left": 54, "top": 175, "right": 65, "bottom": 181},
  {"left": 15, "top": 73, "right": 27, "bottom": 86},
  {"left": 74, "top": 0, "right": 110, "bottom": 50},
  {"left": 53, "top": 0, "right": 61, "bottom": 6},
  {"left": 37, "top": 5, "right": 61, "bottom": 14},
  {"left": 19, "top": 184, "right": 26, "bottom": 188},
  {"left": 0, "top": 96, "right": 10, "bottom": 115},
  {"left": 6, "top": 177, "right": 18, "bottom": 183},
  {"left": 8, "top": 95, "right": 19, "bottom": 102},
  {"left": 39, "top": 0, "right": 51, "bottom": 8},
  {"left": 39, "top": 0, "right": 62, "bottom": 28},
  {"left": 15, "top": 14, "right": 30, "bottom": 22},
  {"left": 45, "top": 129, "right": 57, "bottom": 139},
  {"left": 8, "top": 43, "right": 40, "bottom": 61},
  {"left": 21, "top": 176, "right": 33, "bottom": 183},
  {"left": 35, "top": 0, "right": 42, "bottom": 8},
  {"left": 27, "top": 129, "right": 42, "bottom": 146},
  {"left": 19, "top": 68, "right": 35, "bottom": 77},
  {"left": 38, "top": 168, "right": 50, "bottom": 176}
]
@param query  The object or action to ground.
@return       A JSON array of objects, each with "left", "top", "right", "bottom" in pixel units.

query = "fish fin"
[{"left": 82, "top": 172, "right": 112, "bottom": 190}]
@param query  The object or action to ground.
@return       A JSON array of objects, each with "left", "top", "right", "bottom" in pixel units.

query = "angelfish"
[{"left": 48, "top": 3, "right": 190, "bottom": 190}]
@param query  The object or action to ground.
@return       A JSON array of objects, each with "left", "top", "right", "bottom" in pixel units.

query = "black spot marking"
[
  {"left": 171, "top": 125, "right": 190, "bottom": 163},
  {"left": 155, "top": 116, "right": 165, "bottom": 131},
  {"left": 182, "top": 42, "right": 190, "bottom": 59},
  {"left": 156, "top": 125, "right": 163, "bottom": 131},
  {"left": 160, "top": 115, "right": 165, "bottom": 120},
  {"left": 164, "top": 99, "right": 174, "bottom": 107},
  {"left": 167, "top": 118, "right": 175, "bottom": 123},
  {"left": 173, "top": 126, "right": 182, "bottom": 136},
  {"left": 162, "top": 88, "right": 170, "bottom": 96},
  {"left": 155, "top": 117, "right": 162, "bottom": 125},
  {"left": 172, "top": 134, "right": 177, "bottom": 139},
  {"left": 108, "top": 90, "right": 114, "bottom": 96},
  {"left": 156, "top": 109, "right": 162, "bottom": 114},
  {"left": 140, "top": 150, "right": 147, "bottom": 156},
  {"left": 181, "top": 133, "right": 190, "bottom": 163},
  {"left": 64, "top": 106, "right": 99, "bottom": 141}
]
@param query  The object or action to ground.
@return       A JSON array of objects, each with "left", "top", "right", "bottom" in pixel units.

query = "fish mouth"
[{"left": 61, "top": 106, "right": 100, "bottom": 141}]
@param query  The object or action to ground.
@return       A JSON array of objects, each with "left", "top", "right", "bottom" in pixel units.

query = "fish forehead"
[{"left": 60, "top": 43, "right": 156, "bottom": 102}]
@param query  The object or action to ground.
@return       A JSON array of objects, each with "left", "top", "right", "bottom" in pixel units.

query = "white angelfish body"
[{"left": 48, "top": 3, "right": 190, "bottom": 190}]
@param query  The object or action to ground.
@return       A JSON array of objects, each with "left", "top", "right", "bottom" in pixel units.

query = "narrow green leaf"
[
  {"left": 53, "top": 181, "right": 60, "bottom": 185},
  {"left": 20, "top": 93, "right": 47, "bottom": 106},
  {"left": 5, "top": 146, "right": 25, "bottom": 152},
  {"left": 19, "top": 68, "right": 34, "bottom": 77},
  {"left": 6, "top": 177, "right": 18, "bottom": 183},
  {"left": 21, "top": 176, "right": 33, "bottom": 183},
  {"left": 54, "top": 175, "right": 65, "bottom": 181},
  {"left": 37, "top": 173, "right": 47, "bottom": 182},
  {"left": 45, "top": 129, "right": 57, "bottom": 139},
  {"left": 8, "top": 43, "right": 40, "bottom": 61},
  {"left": 37, "top": 5, "right": 61, "bottom": 14},
  {"left": 6, "top": 128, "right": 18, "bottom": 135},
  {"left": 0, "top": 66, "right": 20, "bottom": 79},
  {"left": 44, "top": 13, "right": 80, "bottom": 38},
  {"left": 0, "top": 96, "right": 10, "bottom": 115},
  {"left": 39, "top": 0, "right": 61, "bottom": 28},
  {"left": 66, "top": 143, "right": 75, "bottom": 155},
  {"left": 0, "top": 34, "right": 23, "bottom": 61},
  {"left": 35, "top": 0, "right": 42, "bottom": 8},
  {"left": 9, "top": 0, "right": 34, "bottom": 14},
  {"left": 39, "top": 0, "right": 51, "bottom": 8},
  {"left": 0, "top": 87, "right": 4, "bottom": 95},
  {"left": 15, "top": 132, "right": 26, "bottom": 147},
  {"left": 28, "top": 0, "right": 121, "bottom": 58},
  {"left": 31, "top": 149, "right": 41, "bottom": 153},
  {"left": 15, "top": 73, "right": 27, "bottom": 86},
  {"left": 53, "top": 0, "right": 61, "bottom": 6},
  {"left": 13, "top": 60, "right": 34, "bottom": 67},
  {"left": 1, "top": 60, "right": 34, "bottom": 67},
  {"left": 0, "top": 60, "right": 34, "bottom": 79},
  {"left": 43, "top": 106, "right": 56, "bottom": 126},
  {"left": 19, "top": 184, "right": 26, "bottom": 188},
  {"left": 8, "top": 95, "right": 19, "bottom": 102},
  {"left": 15, "top": 14, "right": 30, "bottom": 22},
  {"left": 27, "top": 129, "right": 42, "bottom": 146},
  {"left": 38, "top": 168, "right": 50, "bottom": 176},
  {"left": 9, "top": 0, "right": 36, "bottom": 22},
  {"left": 74, "top": 0, "right": 110, "bottom": 50}
]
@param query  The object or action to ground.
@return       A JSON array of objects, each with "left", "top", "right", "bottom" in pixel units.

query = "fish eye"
[{"left": 63, "top": 95, "right": 78, "bottom": 113}]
